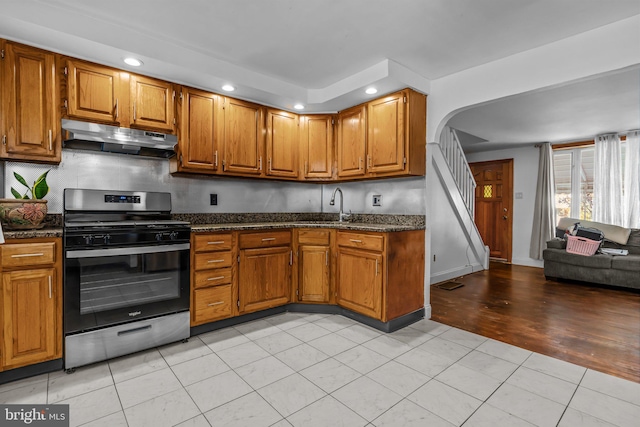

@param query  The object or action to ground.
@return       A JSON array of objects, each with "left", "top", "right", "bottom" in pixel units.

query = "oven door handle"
[{"left": 66, "top": 243, "right": 190, "bottom": 259}]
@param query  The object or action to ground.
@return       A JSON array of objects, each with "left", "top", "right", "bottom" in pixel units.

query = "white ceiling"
[{"left": 1, "top": 0, "right": 639, "bottom": 148}]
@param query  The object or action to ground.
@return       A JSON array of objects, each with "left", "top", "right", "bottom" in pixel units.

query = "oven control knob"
[
  {"left": 169, "top": 231, "right": 178, "bottom": 240},
  {"left": 84, "top": 235, "right": 94, "bottom": 245},
  {"left": 155, "top": 233, "right": 163, "bottom": 241},
  {"left": 104, "top": 234, "right": 111, "bottom": 244}
]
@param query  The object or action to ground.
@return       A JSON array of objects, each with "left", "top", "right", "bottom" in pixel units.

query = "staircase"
[{"left": 428, "top": 127, "right": 489, "bottom": 283}]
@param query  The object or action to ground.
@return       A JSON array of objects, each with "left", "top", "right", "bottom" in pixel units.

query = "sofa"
[{"left": 543, "top": 218, "right": 640, "bottom": 290}]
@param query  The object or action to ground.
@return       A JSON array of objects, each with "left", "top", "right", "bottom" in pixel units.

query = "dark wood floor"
[{"left": 430, "top": 262, "right": 640, "bottom": 383}]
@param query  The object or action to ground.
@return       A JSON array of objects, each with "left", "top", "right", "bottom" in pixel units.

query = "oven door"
[{"left": 64, "top": 243, "right": 190, "bottom": 334}]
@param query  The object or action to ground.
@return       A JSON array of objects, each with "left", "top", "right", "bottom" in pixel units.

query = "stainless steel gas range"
[{"left": 63, "top": 189, "right": 190, "bottom": 370}]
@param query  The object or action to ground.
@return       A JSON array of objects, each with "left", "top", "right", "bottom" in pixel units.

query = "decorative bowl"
[{"left": 0, "top": 199, "right": 48, "bottom": 230}]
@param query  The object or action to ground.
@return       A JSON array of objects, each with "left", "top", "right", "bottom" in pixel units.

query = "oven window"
[{"left": 78, "top": 252, "right": 181, "bottom": 314}]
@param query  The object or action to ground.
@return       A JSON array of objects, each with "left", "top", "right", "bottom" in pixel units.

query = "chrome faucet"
[{"left": 329, "top": 187, "right": 351, "bottom": 222}]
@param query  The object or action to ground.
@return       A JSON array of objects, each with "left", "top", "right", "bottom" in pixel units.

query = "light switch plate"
[
  {"left": 373, "top": 195, "right": 382, "bottom": 206},
  {"left": 515, "top": 192, "right": 523, "bottom": 199}
]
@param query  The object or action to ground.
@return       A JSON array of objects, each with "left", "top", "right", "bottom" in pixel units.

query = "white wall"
[
  {"left": 426, "top": 15, "right": 640, "bottom": 145},
  {"left": 466, "top": 146, "right": 542, "bottom": 268}
]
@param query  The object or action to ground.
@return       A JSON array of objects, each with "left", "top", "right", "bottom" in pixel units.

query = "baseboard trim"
[
  {"left": 430, "top": 264, "right": 482, "bottom": 284},
  {"left": 0, "top": 359, "right": 63, "bottom": 386},
  {"left": 191, "top": 304, "right": 425, "bottom": 336}
]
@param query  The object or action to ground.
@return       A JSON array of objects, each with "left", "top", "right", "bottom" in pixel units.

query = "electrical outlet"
[
  {"left": 373, "top": 194, "right": 382, "bottom": 206},
  {"left": 210, "top": 194, "right": 218, "bottom": 205}
]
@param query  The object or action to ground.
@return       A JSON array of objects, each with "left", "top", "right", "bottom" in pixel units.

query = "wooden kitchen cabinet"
[
  {"left": 172, "top": 87, "right": 222, "bottom": 174},
  {"left": 62, "top": 58, "right": 177, "bottom": 134},
  {"left": 130, "top": 74, "right": 176, "bottom": 133},
  {"left": 294, "top": 229, "right": 333, "bottom": 304},
  {"left": 238, "top": 230, "right": 291, "bottom": 314},
  {"left": 0, "top": 40, "right": 61, "bottom": 163},
  {"left": 336, "top": 230, "right": 424, "bottom": 322},
  {"left": 336, "top": 104, "right": 367, "bottom": 178},
  {"left": 191, "top": 233, "right": 236, "bottom": 326},
  {"left": 0, "top": 238, "right": 62, "bottom": 371},
  {"left": 300, "top": 115, "right": 334, "bottom": 180},
  {"left": 366, "top": 89, "right": 426, "bottom": 178},
  {"left": 64, "top": 59, "right": 124, "bottom": 125},
  {"left": 266, "top": 109, "right": 299, "bottom": 179},
  {"left": 221, "top": 97, "right": 265, "bottom": 176}
]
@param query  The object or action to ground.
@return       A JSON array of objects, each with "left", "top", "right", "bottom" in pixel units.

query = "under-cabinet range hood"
[{"left": 62, "top": 119, "right": 177, "bottom": 158}]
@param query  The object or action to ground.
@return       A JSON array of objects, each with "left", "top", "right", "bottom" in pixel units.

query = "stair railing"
[{"left": 439, "top": 126, "right": 476, "bottom": 218}]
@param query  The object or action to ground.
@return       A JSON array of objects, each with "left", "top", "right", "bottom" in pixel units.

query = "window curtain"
[
  {"left": 623, "top": 131, "right": 640, "bottom": 228},
  {"left": 593, "top": 134, "right": 623, "bottom": 226},
  {"left": 530, "top": 143, "right": 556, "bottom": 260}
]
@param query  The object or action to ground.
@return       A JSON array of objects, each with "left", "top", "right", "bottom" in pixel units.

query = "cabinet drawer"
[
  {"left": 194, "top": 251, "right": 233, "bottom": 270},
  {"left": 239, "top": 230, "right": 291, "bottom": 249},
  {"left": 193, "top": 285, "right": 233, "bottom": 323},
  {"left": 194, "top": 268, "right": 232, "bottom": 289},
  {"left": 337, "top": 232, "right": 384, "bottom": 251},
  {"left": 298, "top": 229, "right": 331, "bottom": 245},
  {"left": 1, "top": 242, "right": 56, "bottom": 267},
  {"left": 193, "top": 233, "right": 233, "bottom": 252}
]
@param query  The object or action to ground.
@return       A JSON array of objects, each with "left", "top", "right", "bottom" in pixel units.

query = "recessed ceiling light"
[
  {"left": 365, "top": 87, "right": 378, "bottom": 95},
  {"left": 123, "top": 57, "right": 143, "bottom": 67},
  {"left": 293, "top": 104, "right": 305, "bottom": 110},
  {"left": 222, "top": 84, "right": 235, "bottom": 92}
]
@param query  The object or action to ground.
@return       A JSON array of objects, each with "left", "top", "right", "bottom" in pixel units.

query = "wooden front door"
[{"left": 470, "top": 159, "right": 513, "bottom": 262}]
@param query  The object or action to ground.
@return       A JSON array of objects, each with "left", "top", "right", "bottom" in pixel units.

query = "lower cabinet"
[
  {"left": 0, "top": 238, "right": 62, "bottom": 371},
  {"left": 238, "top": 231, "right": 292, "bottom": 314},
  {"left": 336, "top": 230, "right": 424, "bottom": 322},
  {"left": 294, "top": 229, "right": 333, "bottom": 304},
  {"left": 191, "top": 233, "right": 236, "bottom": 326}
]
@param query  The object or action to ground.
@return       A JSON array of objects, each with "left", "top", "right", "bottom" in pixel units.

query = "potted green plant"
[{"left": 0, "top": 170, "right": 50, "bottom": 230}]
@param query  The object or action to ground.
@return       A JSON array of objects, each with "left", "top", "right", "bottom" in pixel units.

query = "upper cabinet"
[
  {"left": 337, "top": 104, "right": 367, "bottom": 178},
  {"left": 172, "top": 87, "right": 221, "bottom": 173},
  {"left": 64, "top": 59, "right": 123, "bottom": 125},
  {"left": 0, "top": 40, "right": 61, "bottom": 163},
  {"left": 266, "top": 109, "right": 299, "bottom": 179},
  {"left": 301, "top": 114, "right": 334, "bottom": 181},
  {"left": 221, "top": 97, "right": 264, "bottom": 176},
  {"left": 336, "top": 89, "right": 426, "bottom": 180},
  {"left": 62, "top": 58, "right": 176, "bottom": 134},
  {"left": 129, "top": 74, "right": 176, "bottom": 133},
  {"left": 367, "top": 89, "right": 426, "bottom": 178}
]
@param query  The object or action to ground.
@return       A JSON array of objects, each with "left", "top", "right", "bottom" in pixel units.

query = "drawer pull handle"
[
  {"left": 207, "top": 259, "right": 225, "bottom": 263},
  {"left": 261, "top": 237, "right": 276, "bottom": 241},
  {"left": 207, "top": 241, "right": 225, "bottom": 245},
  {"left": 11, "top": 253, "right": 44, "bottom": 258},
  {"left": 118, "top": 325, "right": 151, "bottom": 336},
  {"left": 207, "top": 301, "right": 225, "bottom": 307},
  {"left": 349, "top": 239, "right": 362, "bottom": 243},
  {"left": 207, "top": 276, "right": 225, "bottom": 281}
]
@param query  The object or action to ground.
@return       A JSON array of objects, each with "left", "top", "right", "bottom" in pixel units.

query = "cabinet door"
[
  {"left": 66, "top": 59, "right": 122, "bottom": 124},
  {"left": 298, "top": 245, "right": 330, "bottom": 303},
  {"left": 337, "top": 104, "right": 366, "bottom": 178},
  {"left": 2, "top": 268, "right": 58, "bottom": 369},
  {"left": 266, "top": 109, "right": 298, "bottom": 178},
  {"left": 367, "top": 91, "right": 405, "bottom": 174},
  {"left": 178, "top": 87, "right": 220, "bottom": 172},
  {"left": 301, "top": 115, "right": 333, "bottom": 180},
  {"left": 222, "top": 97, "right": 264, "bottom": 175},
  {"left": 238, "top": 246, "right": 290, "bottom": 314},
  {"left": 336, "top": 247, "right": 383, "bottom": 319},
  {"left": 130, "top": 74, "right": 176, "bottom": 133},
  {"left": 1, "top": 41, "right": 60, "bottom": 162}
]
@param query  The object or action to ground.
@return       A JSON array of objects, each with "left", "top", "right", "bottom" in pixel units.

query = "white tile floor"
[{"left": 1, "top": 313, "right": 639, "bottom": 427}]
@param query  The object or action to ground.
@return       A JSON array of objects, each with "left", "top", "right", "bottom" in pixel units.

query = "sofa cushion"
[
  {"left": 546, "top": 238, "right": 566, "bottom": 250},
  {"left": 543, "top": 248, "right": 613, "bottom": 268},
  {"left": 611, "top": 255, "right": 640, "bottom": 272},
  {"left": 557, "top": 218, "right": 631, "bottom": 244},
  {"left": 602, "top": 229, "right": 640, "bottom": 255}
]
